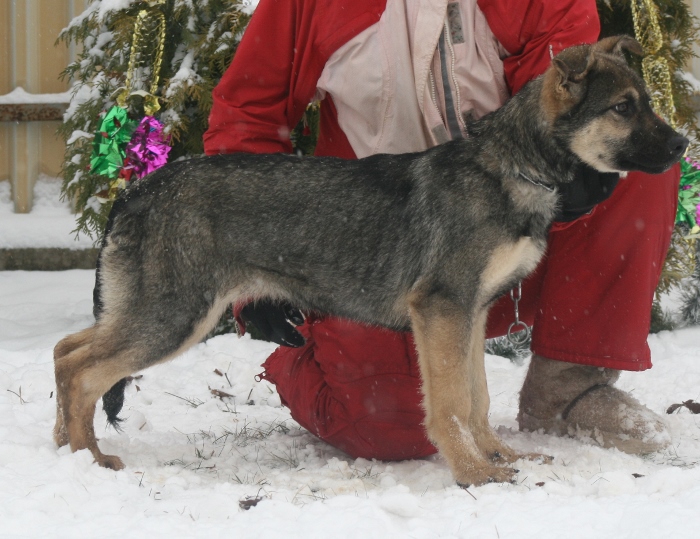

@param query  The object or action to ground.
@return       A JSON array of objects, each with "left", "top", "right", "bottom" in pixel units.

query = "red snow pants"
[{"left": 260, "top": 167, "right": 680, "bottom": 460}]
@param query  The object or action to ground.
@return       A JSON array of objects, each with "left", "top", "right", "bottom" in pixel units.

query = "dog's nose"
[{"left": 668, "top": 135, "right": 689, "bottom": 157}]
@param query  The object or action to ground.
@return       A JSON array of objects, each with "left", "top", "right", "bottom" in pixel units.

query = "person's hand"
[
  {"left": 556, "top": 164, "right": 620, "bottom": 222},
  {"left": 240, "top": 300, "right": 306, "bottom": 347}
]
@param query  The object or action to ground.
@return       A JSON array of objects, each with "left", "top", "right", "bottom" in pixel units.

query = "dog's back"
[{"left": 102, "top": 143, "right": 524, "bottom": 333}]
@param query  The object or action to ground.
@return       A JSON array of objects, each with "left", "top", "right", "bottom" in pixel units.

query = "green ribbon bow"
[
  {"left": 90, "top": 106, "right": 138, "bottom": 178},
  {"left": 677, "top": 158, "right": 700, "bottom": 234}
]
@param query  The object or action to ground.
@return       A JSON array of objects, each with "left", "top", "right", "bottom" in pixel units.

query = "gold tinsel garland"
[
  {"left": 631, "top": 0, "right": 678, "bottom": 126},
  {"left": 116, "top": 0, "right": 167, "bottom": 117}
]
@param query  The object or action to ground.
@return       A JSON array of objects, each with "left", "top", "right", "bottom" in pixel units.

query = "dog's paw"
[
  {"left": 53, "top": 429, "right": 69, "bottom": 448},
  {"left": 456, "top": 465, "right": 518, "bottom": 487},
  {"left": 520, "top": 452, "right": 554, "bottom": 464},
  {"left": 53, "top": 419, "right": 69, "bottom": 448},
  {"left": 490, "top": 450, "right": 553, "bottom": 465},
  {"left": 95, "top": 453, "right": 125, "bottom": 471},
  {"left": 488, "top": 449, "right": 517, "bottom": 464}
]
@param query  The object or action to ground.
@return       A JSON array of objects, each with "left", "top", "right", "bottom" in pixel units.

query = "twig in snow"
[
  {"left": 239, "top": 490, "right": 266, "bottom": 510},
  {"left": 210, "top": 388, "right": 234, "bottom": 400},
  {"left": 164, "top": 392, "right": 204, "bottom": 408},
  {"left": 7, "top": 388, "right": 27, "bottom": 404}
]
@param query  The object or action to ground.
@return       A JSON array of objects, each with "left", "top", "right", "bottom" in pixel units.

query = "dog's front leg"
[
  {"left": 466, "top": 311, "right": 554, "bottom": 467},
  {"left": 465, "top": 310, "right": 522, "bottom": 464},
  {"left": 409, "top": 294, "right": 518, "bottom": 487}
]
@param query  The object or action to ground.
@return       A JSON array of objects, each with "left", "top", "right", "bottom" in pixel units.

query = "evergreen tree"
[{"left": 680, "top": 255, "right": 700, "bottom": 324}]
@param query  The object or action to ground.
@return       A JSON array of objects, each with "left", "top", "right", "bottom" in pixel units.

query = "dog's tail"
[{"left": 102, "top": 378, "right": 127, "bottom": 429}]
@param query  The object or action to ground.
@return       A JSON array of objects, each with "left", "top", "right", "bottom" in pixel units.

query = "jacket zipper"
[
  {"left": 428, "top": 68, "right": 444, "bottom": 126},
  {"left": 444, "top": 20, "right": 466, "bottom": 133}
]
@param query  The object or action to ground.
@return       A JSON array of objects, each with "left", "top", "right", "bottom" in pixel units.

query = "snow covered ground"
[
  {"left": 3, "top": 181, "right": 700, "bottom": 537},
  {"left": 2, "top": 271, "right": 700, "bottom": 538},
  {"left": 0, "top": 178, "right": 94, "bottom": 249}
]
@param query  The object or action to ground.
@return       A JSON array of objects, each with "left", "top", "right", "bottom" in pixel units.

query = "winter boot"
[{"left": 517, "top": 355, "right": 670, "bottom": 454}]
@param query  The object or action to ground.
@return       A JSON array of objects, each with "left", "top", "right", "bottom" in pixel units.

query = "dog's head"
[{"left": 542, "top": 36, "right": 688, "bottom": 175}]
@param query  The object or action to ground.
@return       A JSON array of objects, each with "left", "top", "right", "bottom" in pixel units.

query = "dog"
[{"left": 53, "top": 36, "right": 687, "bottom": 487}]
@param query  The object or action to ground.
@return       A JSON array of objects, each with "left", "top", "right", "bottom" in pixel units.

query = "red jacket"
[{"left": 204, "top": 0, "right": 600, "bottom": 159}]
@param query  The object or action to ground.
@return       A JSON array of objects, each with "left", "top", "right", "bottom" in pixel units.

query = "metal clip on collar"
[{"left": 507, "top": 281, "right": 531, "bottom": 346}]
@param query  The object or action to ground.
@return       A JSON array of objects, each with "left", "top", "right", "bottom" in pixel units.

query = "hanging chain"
[{"left": 507, "top": 281, "right": 531, "bottom": 346}]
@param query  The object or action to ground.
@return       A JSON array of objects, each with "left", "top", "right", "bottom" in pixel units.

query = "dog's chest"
[{"left": 479, "top": 237, "right": 544, "bottom": 300}]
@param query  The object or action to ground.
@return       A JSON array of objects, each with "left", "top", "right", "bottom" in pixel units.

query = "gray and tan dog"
[{"left": 53, "top": 36, "right": 687, "bottom": 487}]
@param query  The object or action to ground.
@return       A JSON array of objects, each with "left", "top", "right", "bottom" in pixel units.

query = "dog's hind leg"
[
  {"left": 54, "top": 326, "right": 95, "bottom": 361},
  {"left": 55, "top": 290, "right": 238, "bottom": 469},
  {"left": 54, "top": 333, "right": 136, "bottom": 470},
  {"left": 53, "top": 326, "right": 97, "bottom": 448},
  {"left": 409, "top": 293, "right": 517, "bottom": 487}
]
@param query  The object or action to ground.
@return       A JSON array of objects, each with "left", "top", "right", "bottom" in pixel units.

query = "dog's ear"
[
  {"left": 593, "top": 35, "right": 644, "bottom": 59},
  {"left": 551, "top": 45, "right": 595, "bottom": 96}
]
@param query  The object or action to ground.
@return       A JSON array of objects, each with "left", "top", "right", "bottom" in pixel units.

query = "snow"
[
  {"left": 680, "top": 70, "right": 700, "bottom": 94},
  {"left": 165, "top": 51, "right": 201, "bottom": 99},
  {"left": 0, "top": 87, "right": 71, "bottom": 105},
  {"left": 62, "top": 0, "right": 137, "bottom": 30},
  {"left": 97, "top": 0, "right": 136, "bottom": 16},
  {"left": 63, "top": 72, "right": 111, "bottom": 124},
  {"left": 66, "top": 130, "right": 94, "bottom": 146},
  {"left": 2, "top": 267, "right": 700, "bottom": 537},
  {"left": 240, "top": 0, "right": 261, "bottom": 15},
  {"left": 0, "top": 177, "right": 94, "bottom": 249}
]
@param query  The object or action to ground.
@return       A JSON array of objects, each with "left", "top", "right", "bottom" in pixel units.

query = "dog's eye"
[{"left": 613, "top": 102, "right": 631, "bottom": 115}]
